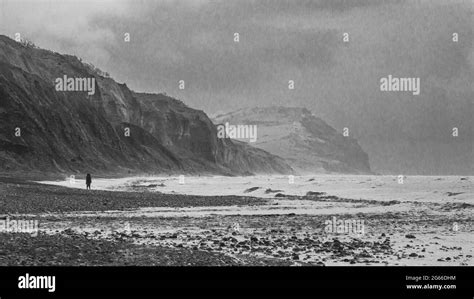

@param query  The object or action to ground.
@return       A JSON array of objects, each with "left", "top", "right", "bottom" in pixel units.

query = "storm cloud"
[{"left": 1, "top": 0, "right": 472, "bottom": 174}]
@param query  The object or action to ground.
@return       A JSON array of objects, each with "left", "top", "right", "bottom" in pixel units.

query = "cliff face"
[
  {"left": 213, "top": 107, "right": 372, "bottom": 174},
  {"left": 0, "top": 36, "right": 292, "bottom": 175},
  {"left": 134, "top": 93, "right": 292, "bottom": 174}
]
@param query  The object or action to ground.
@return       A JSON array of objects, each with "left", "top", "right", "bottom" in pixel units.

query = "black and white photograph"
[{"left": 0, "top": 0, "right": 472, "bottom": 297}]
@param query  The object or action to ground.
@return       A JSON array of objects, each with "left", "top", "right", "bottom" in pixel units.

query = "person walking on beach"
[{"left": 86, "top": 173, "right": 92, "bottom": 190}]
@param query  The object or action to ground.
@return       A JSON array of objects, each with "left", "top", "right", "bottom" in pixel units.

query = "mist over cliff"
[{"left": 214, "top": 107, "right": 372, "bottom": 174}]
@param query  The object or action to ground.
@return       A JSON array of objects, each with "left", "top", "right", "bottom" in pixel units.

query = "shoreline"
[{"left": 0, "top": 176, "right": 472, "bottom": 266}]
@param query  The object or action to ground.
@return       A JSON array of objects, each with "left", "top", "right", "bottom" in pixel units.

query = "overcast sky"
[{"left": 1, "top": 0, "right": 472, "bottom": 174}]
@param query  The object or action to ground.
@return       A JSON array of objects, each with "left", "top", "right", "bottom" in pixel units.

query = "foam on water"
[{"left": 38, "top": 175, "right": 473, "bottom": 204}]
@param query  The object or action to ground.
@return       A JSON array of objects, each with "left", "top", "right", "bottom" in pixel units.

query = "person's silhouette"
[{"left": 86, "top": 173, "right": 92, "bottom": 190}]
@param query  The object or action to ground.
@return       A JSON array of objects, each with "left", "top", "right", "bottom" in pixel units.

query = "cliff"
[
  {"left": 213, "top": 107, "right": 372, "bottom": 174},
  {"left": 0, "top": 36, "right": 292, "bottom": 175}
]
